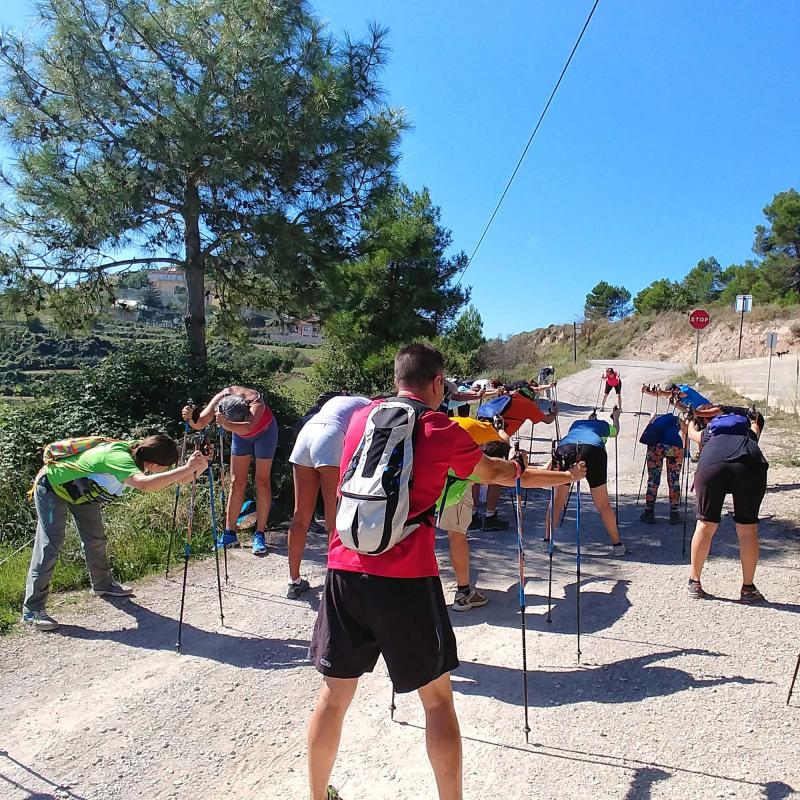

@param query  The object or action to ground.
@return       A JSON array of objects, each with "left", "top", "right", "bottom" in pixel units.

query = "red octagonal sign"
[{"left": 689, "top": 309, "right": 711, "bottom": 330}]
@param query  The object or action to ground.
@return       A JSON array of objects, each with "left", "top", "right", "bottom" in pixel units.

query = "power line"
[{"left": 456, "top": 0, "right": 602, "bottom": 287}]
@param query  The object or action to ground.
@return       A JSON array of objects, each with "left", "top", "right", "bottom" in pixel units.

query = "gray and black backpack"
[{"left": 336, "top": 397, "right": 432, "bottom": 555}]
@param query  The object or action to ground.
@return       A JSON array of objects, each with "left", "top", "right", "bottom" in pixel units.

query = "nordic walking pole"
[
  {"left": 788, "top": 653, "right": 800, "bottom": 705},
  {"left": 575, "top": 444, "right": 583, "bottom": 663},
  {"left": 613, "top": 411, "right": 619, "bottom": 525},
  {"left": 635, "top": 455, "right": 647, "bottom": 507},
  {"left": 175, "top": 458, "right": 198, "bottom": 651},
  {"left": 595, "top": 376, "right": 605, "bottom": 411},
  {"left": 524, "top": 422, "right": 536, "bottom": 508},
  {"left": 165, "top": 418, "right": 191, "bottom": 578},
  {"left": 207, "top": 453, "right": 225, "bottom": 628},
  {"left": 631, "top": 387, "right": 646, "bottom": 463},
  {"left": 681, "top": 440, "right": 692, "bottom": 560},
  {"left": 512, "top": 442, "right": 531, "bottom": 743},
  {"left": 546, "top": 440, "right": 558, "bottom": 624},
  {"left": 217, "top": 427, "right": 230, "bottom": 583},
  {"left": 390, "top": 689, "right": 396, "bottom": 720}
]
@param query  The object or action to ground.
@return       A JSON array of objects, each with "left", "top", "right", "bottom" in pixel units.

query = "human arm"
[
  {"left": 182, "top": 389, "right": 230, "bottom": 430},
  {"left": 494, "top": 460, "right": 586, "bottom": 489},
  {"left": 215, "top": 392, "right": 268, "bottom": 435},
  {"left": 540, "top": 402, "right": 559, "bottom": 424},
  {"left": 124, "top": 449, "right": 212, "bottom": 492}
]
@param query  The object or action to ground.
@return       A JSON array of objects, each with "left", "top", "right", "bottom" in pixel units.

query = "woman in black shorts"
[{"left": 685, "top": 411, "right": 768, "bottom": 602}]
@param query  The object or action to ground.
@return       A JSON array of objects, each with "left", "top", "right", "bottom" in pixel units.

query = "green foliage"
[
  {"left": 116, "top": 271, "right": 151, "bottom": 290},
  {"left": 584, "top": 281, "right": 632, "bottom": 321},
  {"left": 314, "top": 184, "right": 471, "bottom": 394},
  {"left": 0, "top": 0, "right": 406, "bottom": 366},
  {"left": 440, "top": 304, "right": 485, "bottom": 376},
  {"left": 323, "top": 186, "right": 469, "bottom": 356},
  {"left": 634, "top": 189, "right": 800, "bottom": 314}
]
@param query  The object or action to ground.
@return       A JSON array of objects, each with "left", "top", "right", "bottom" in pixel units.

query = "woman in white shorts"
[{"left": 285, "top": 394, "right": 370, "bottom": 598}]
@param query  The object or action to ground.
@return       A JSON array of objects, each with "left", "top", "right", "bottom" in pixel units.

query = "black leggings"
[{"left": 694, "top": 457, "right": 767, "bottom": 524}]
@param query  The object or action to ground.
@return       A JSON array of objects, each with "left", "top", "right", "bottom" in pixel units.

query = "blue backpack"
[
  {"left": 707, "top": 413, "right": 751, "bottom": 436},
  {"left": 639, "top": 414, "right": 682, "bottom": 447},
  {"left": 476, "top": 395, "right": 512, "bottom": 420}
]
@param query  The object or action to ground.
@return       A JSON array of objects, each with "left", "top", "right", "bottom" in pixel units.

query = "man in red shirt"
[{"left": 306, "top": 343, "right": 580, "bottom": 800}]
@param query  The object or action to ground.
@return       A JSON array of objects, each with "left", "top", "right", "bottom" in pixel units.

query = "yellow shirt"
[{"left": 452, "top": 417, "right": 502, "bottom": 446}]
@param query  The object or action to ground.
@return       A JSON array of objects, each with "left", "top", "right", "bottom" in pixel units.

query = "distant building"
[{"left": 146, "top": 268, "right": 186, "bottom": 297}]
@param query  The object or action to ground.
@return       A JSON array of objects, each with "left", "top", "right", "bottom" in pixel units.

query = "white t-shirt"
[{"left": 311, "top": 395, "right": 371, "bottom": 433}]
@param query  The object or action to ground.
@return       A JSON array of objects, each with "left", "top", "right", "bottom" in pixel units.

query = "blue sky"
[{"left": 2, "top": 1, "right": 799, "bottom": 338}]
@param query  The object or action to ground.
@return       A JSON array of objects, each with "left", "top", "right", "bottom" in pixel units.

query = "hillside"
[{"left": 483, "top": 305, "right": 800, "bottom": 376}]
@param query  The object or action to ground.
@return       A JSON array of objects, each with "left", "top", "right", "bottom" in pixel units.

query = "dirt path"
[{"left": 2, "top": 361, "right": 799, "bottom": 800}]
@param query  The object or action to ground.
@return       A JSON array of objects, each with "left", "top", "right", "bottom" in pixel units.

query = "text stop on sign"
[{"left": 689, "top": 309, "right": 711, "bottom": 330}]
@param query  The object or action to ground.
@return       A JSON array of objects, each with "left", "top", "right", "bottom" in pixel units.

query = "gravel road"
[{"left": 1, "top": 361, "right": 798, "bottom": 800}]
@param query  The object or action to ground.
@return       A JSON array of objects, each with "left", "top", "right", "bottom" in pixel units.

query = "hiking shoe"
[
  {"left": 216, "top": 531, "right": 240, "bottom": 550},
  {"left": 740, "top": 584, "right": 766, "bottom": 604},
  {"left": 669, "top": 509, "right": 682, "bottom": 525},
  {"left": 640, "top": 509, "right": 655, "bottom": 525},
  {"left": 687, "top": 579, "right": 710, "bottom": 600},
  {"left": 287, "top": 578, "right": 310, "bottom": 600},
  {"left": 22, "top": 611, "right": 59, "bottom": 631},
  {"left": 483, "top": 514, "right": 510, "bottom": 531},
  {"left": 452, "top": 588, "right": 489, "bottom": 612},
  {"left": 607, "top": 542, "right": 626, "bottom": 558},
  {"left": 467, "top": 513, "right": 482, "bottom": 532},
  {"left": 92, "top": 582, "right": 134, "bottom": 597},
  {"left": 326, "top": 788, "right": 343, "bottom": 800},
  {"left": 251, "top": 531, "right": 267, "bottom": 556}
]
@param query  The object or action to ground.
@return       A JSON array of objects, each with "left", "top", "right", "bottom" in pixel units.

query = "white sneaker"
[
  {"left": 22, "top": 611, "right": 60, "bottom": 631},
  {"left": 607, "top": 542, "right": 626, "bottom": 558},
  {"left": 92, "top": 582, "right": 134, "bottom": 597}
]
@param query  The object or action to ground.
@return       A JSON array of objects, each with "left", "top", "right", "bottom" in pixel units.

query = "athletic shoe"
[
  {"left": 452, "top": 588, "right": 489, "bottom": 611},
  {"left": 22, "top": 610, "right": 59, "bottom": 631},
  {"left": 251, "top": 531, "right": 267, "bottom": 556},
  {"left": 607, "top": 542, "right": 626, "bottom": 557},
  {"left": 92, "top": 582, "right": 134, "bottom": 597},
  {"left": 326, "top": 788, "right": 343, "bottom": 800},
  {"left": 467, "top": 513, "right": 482, "bottom": 532},
  {"left": 640, "top": 509, "right": 655, "bottom": 525},
  {"left": 687, "top": 579, "right": 709, "bottom": 599},
  {"left": 669, "top": 509, "right": 682, "bottom": 525},
  {"left": 287, "top": 578, "right": 310, "bottom": 600},
  {"left": 740, "top": 584, "right": 766, "bottom": 604},
  {"left": 217, "top": 531, "right": 239, "bottom": 549},
  {"left": 483, "top": 514, "right": 510, "bottom": 531}
]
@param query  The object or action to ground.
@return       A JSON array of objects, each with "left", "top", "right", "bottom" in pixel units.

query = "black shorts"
[
  {"left": 604, "top": 381, "right": 622, "bottom": 395},
  {"left": 310, "top": 569, "right": 458, "bottom": 693},
  {"left": 694, "top": 457, "right": 768, "bottom": 524},
  {"left": 556, "top": 443, "right": 607, "bottom": 489}
]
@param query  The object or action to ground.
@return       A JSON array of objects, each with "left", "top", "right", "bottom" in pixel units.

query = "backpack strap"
[{"left": 389, "top": 396, "right": 436, "bottom": 526}]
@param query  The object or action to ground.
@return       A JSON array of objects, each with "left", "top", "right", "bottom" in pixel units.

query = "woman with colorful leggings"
[{"left": 639, "top": 413, "right": 686, "bottom": 525}]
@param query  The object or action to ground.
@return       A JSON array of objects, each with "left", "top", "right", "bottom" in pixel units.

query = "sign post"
[
  {"left": 688, "top": 308, "right": 711, "bottom": 364},
  {"left": 765, "top": 332, "right": 778, "bottom": 412},
  {"left": 735, "top": 294, "right": 753, "bottom": 359}
]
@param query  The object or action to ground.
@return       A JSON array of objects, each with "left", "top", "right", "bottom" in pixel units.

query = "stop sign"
[{"left": 689, "top": 309, "right": 710, "bottom": 330}]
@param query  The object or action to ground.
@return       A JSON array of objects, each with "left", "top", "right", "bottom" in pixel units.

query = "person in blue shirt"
[
  {"left": 642, "top": 382, "right": 710, "bottom": 411},
  {"left": 638, "top": 413, "right": 687, "bottom": 525},
  {"left": 544, "top": 408, "right": 625, "bottom": 556}
]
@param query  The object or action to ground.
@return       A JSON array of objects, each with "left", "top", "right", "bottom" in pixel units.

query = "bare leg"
[
  {"left": 287, "top": 465, "right": 320, "bottom": 581},
  {"left": 417, "top": 673, "right": 462, "bottom": 800},
  {"left": 226, "top": 455, "right": 251, "bottom": 530},
  {"left": 447, "top": 532, "right": 470, "bottom": 587},
  {"left": 590, "top": 484, "right": 621, "bottom": 544},
  {"left": 318, "top": 466, "right": 341, "bottom": 538},
  {"left": 485, "top": 484, "right": 501, "bottom": 514},
  {"left": 307, "top": 677, "right": 358, "bottom": 800},
  {"left": 545, "top": 483, "right": 570, "bottom": 539},
  {"left": 735, "top": 523, "right": 759, "bottom": 584},
  {"left": 689, "top": 520, "right": 719, "bottom": 582},
  {"left": 254, "top": 457, "right": 274, "bottom": 532}
]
